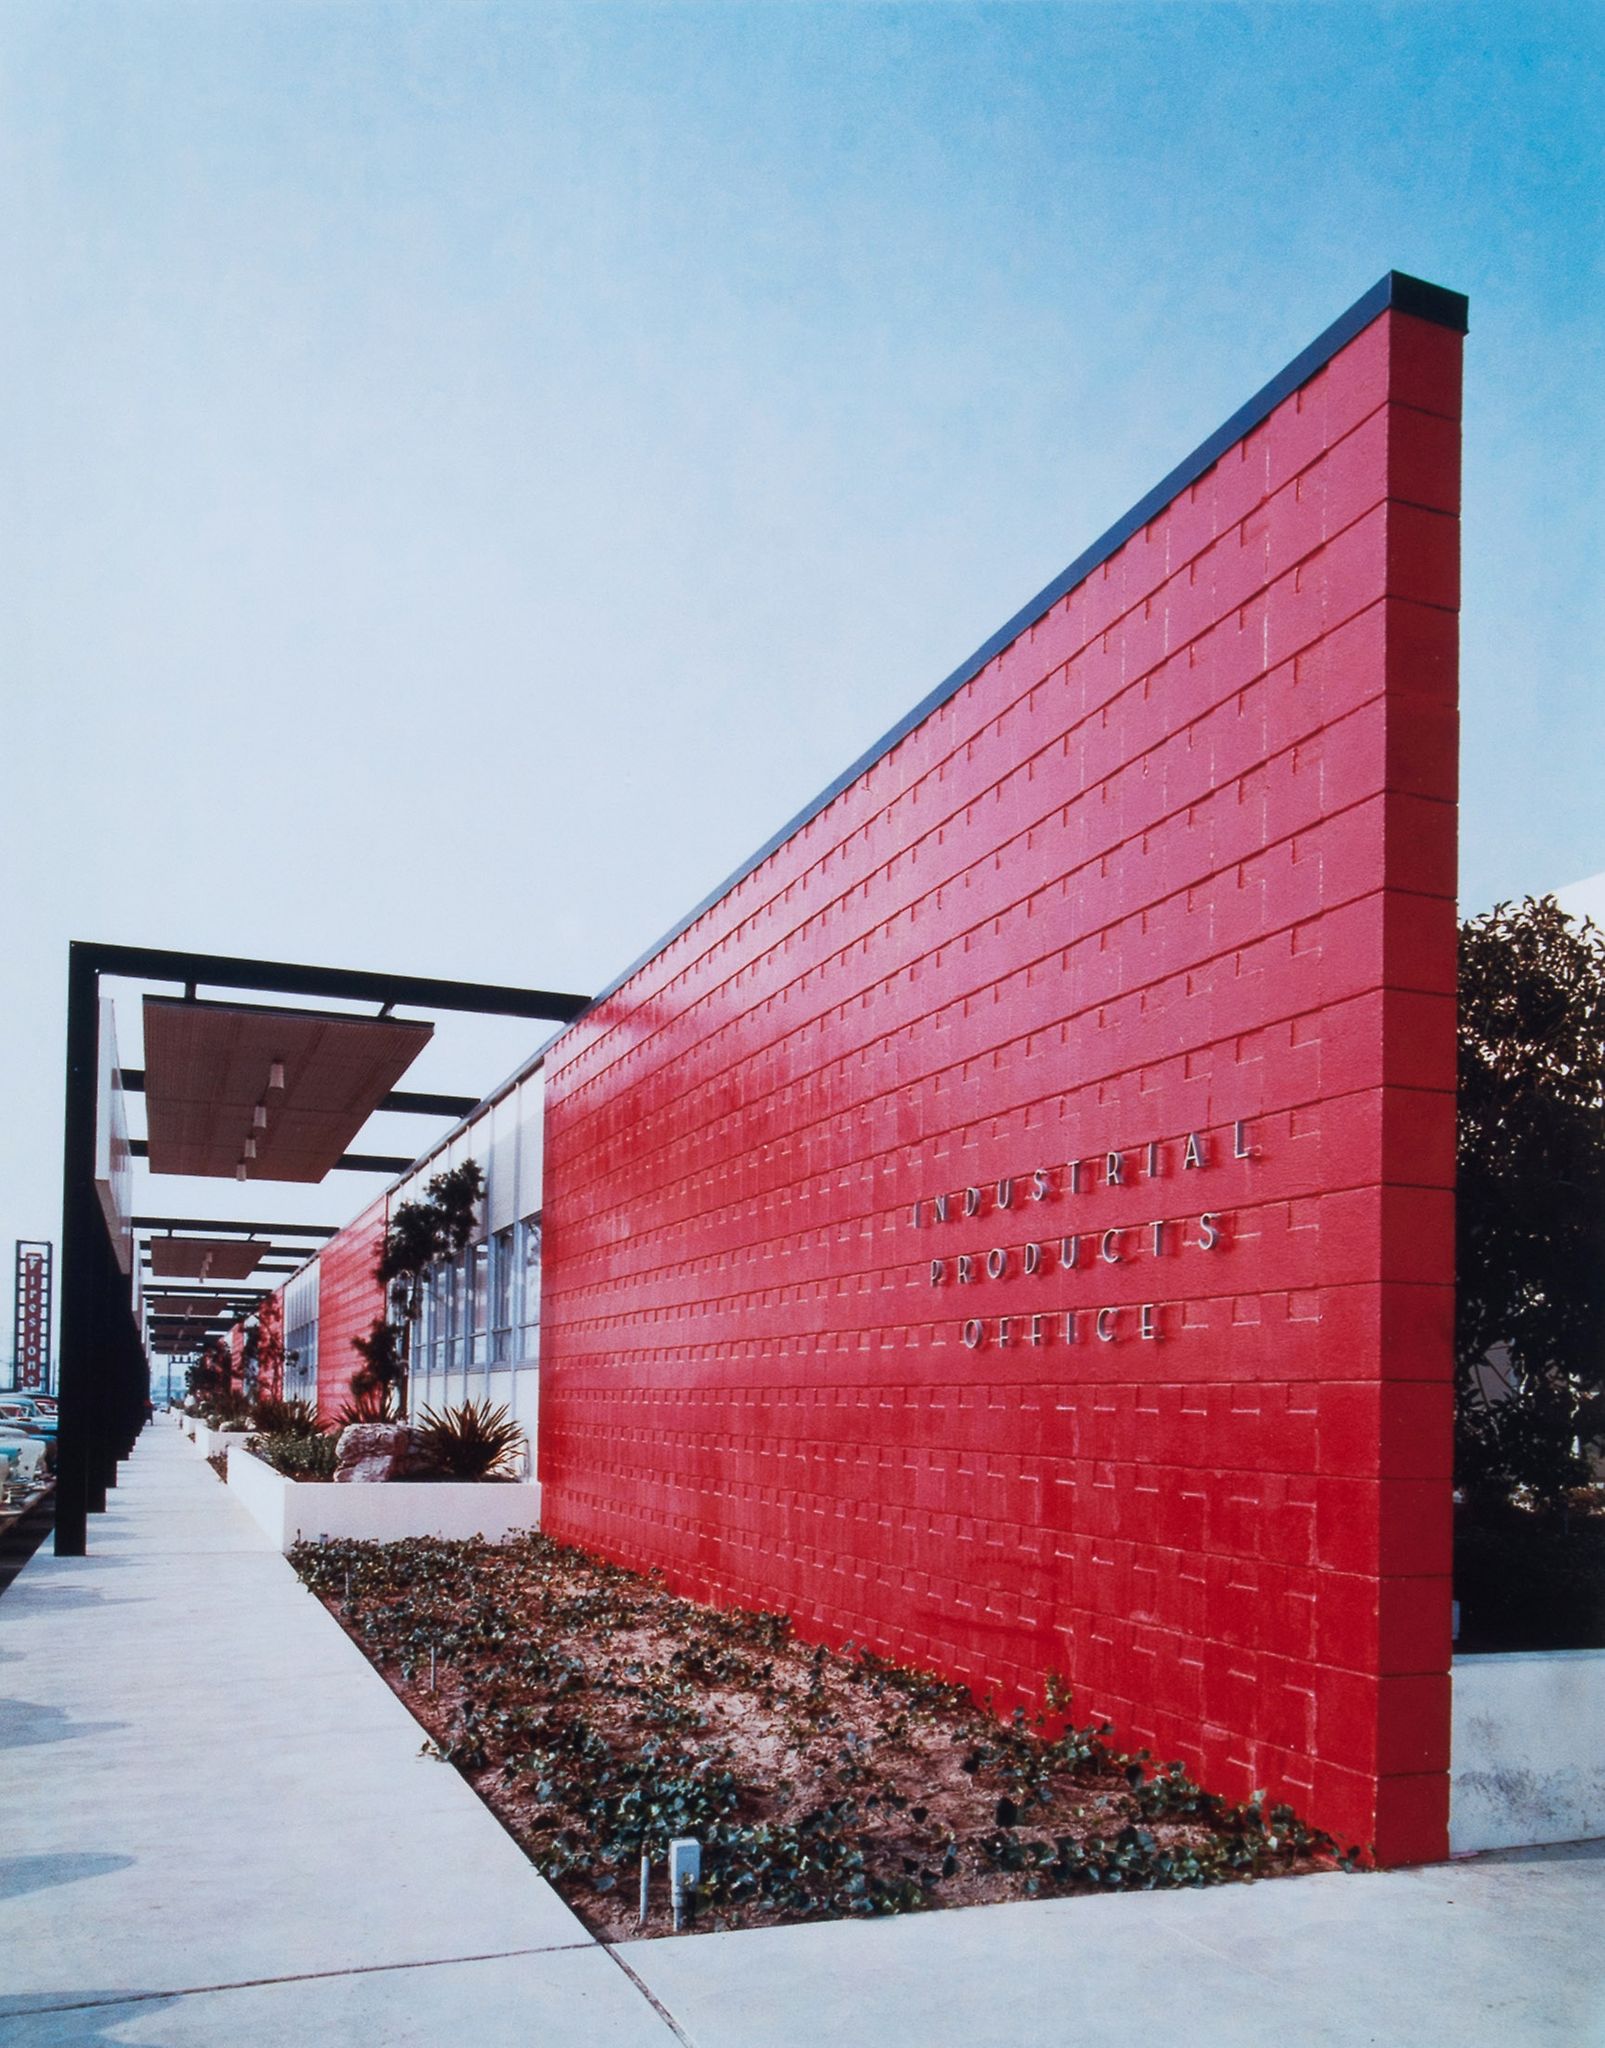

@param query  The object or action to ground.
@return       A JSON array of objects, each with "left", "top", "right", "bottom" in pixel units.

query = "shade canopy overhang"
[
  {"left": 146, "top": 1236, "right": 272, "bottom": 1281},
  {"left": 141, "top": 997, "right": 433, "bottom": 1184}
]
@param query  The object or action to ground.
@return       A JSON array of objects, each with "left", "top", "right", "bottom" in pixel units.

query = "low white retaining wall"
[
  {"left": 225, "top": 1443, "right": 541, "bottom": 1552},
  {"left": 1451, "top": 1649, "right": 1605, "bottom": 1854},
  {"left": 188, "top": 1422, "right": 254, "bottom": 1462}
]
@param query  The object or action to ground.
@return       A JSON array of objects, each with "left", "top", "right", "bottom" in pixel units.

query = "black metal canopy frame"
[{"left": 58, "top": 941, "right": 588, "bottom": 1556}]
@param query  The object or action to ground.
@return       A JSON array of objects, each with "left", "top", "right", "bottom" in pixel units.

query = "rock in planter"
[{"left": 334, "top": 1422, "right": 415, "bottom": 1484}]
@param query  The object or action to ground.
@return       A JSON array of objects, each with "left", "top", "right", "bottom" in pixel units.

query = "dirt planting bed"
[{"left": 290, "top": 1532, "right": 1348, "bottom": 1941}]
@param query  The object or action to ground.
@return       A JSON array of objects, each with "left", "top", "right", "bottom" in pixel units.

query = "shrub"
[
  {"left": 1457, "top": 896, "right": 1605, "bottom": 1509},
  {"left": 412, "top": 1400, "right": 525, "bottom": 1481},
  {"left": 335, "top": 1385, "right": 402, "bottom": 1430},
  {"left": 252, "top": 1431, "right": 340, "bottom": 1482},
  {"left": 251, "top": 1397, "right": 322, "bottom": 1439},
  {"left": 206, "top": 1387, "right": 254, "bottom": 1426}
]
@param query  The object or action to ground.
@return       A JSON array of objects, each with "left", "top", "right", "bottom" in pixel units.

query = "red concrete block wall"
[
  {"left": 540, "top": 288, "right": 1462, "bottom": 1864},
  {"left": 314, "top": 1195, "right": 389, "bottom": 1427}
]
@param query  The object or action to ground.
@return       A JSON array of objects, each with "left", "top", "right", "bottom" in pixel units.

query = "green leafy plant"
[
  {"left": 335, "top": 1383, "right": 403, "bottom": 1429},
  {"left": 1457, "top": 895, "right": 1605, "bottom": 1509},
  {"left": 286, "top": 1533, "right": 1348, "bottom": 1941},
  {"left": 352, "top": 1161, "right": 486, "bottom": 1414},
  {"left": 253, "top": 1430, "right": 340, "bottom": 1481},
  {"left": 250, "top": 1397, "right": 322, "bottom": 1439},
  {"left": 413, "top": 1400, "right": 525, "bottom": 1481},
  {"left": 251, "top": 1302, "right": 286, "bottom": 1406},
  {"left": 185, "top": 1338, "right": 231, "bottom": 1411},
  {"left": 350, "top": 1319, "right": 403, "bottom": 1404},
  {"left": 206, "top": 1386, "right": 255, "bottom": 1427}
]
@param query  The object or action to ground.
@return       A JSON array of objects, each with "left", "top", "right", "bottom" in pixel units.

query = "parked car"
[
  {"left": 0, "top": 1436, "right": 50, "bottom": 1488},
  {"left": 0, "top": 1399, "right": 56, "bottom": 1438}
]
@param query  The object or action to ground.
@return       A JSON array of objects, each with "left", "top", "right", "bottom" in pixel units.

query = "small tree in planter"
[
  {"left": 240, "top": 1324, "right": 261, "bottom": 1403},
  {"left": 1456, "top": 896, "right": 1605, "bottom": 1651},
  {"left": 1457, "top": 896, "right": 1605, "bottom": 1508},
  {"left": 351, "top": 1159, "right": 486, "bottom": 1419},
  {"left": 186, "top": 1340, "right": 229, "bottom": 1413},
  {"left": 252, "top": 1298, "right": 286, "bottom": 1406}
]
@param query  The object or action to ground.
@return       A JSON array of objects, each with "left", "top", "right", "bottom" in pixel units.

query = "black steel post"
[
  {"left": 56, "top": 946, "right": 100, "bottom": 1555},
  {"left": 54, "top": 937, "right": 592, "bottom": 1555}
]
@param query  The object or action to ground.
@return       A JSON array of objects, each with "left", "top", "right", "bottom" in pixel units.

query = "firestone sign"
[
  {"left": 913, "top": 1122, "right": 1254, "bottom": 1349},
  {"left": 13, "top": 1240, "right": 53, "bottom": 1392}
]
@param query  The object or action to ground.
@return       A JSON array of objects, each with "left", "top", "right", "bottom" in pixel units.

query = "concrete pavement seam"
[
  {"left": 2, "top": 1940, "right": 600, "bottom": 2019},
  {"left": 599, "top": 1946, "right": 700, "bottom": 2047}
]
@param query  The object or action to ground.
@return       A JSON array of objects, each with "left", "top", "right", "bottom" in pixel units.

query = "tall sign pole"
[{"left": 13, "top": 1241, "right": 53, "bottom": 1392}]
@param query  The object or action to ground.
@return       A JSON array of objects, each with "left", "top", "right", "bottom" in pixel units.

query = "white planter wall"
[
  {"left": 225, "top": 1443, "right": 541, "bottom": 1553},
  {"left": 1451, "top": 1649, "right": 1605, "bottom": 1854},
  {"left": 183, "top": 1421, "right": 250, "bottom": 1460}
]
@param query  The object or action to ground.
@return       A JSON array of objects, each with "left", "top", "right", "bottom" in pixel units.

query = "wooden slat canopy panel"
[
  {"left": 142, "top": 998, "right": 432, "bottom": 1182},
  {"left": 147, "top": 1237, "right": 269, "bottom": 1280}
]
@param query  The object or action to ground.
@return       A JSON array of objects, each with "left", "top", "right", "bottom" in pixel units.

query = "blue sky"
[{"left": 1, "top": 2, "right": 1600, "bottom": 1317}]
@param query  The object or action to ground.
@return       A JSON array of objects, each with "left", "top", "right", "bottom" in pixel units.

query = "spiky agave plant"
[
  {"left": 250, "top": 1397, "right": 323, "bottom": 1439},
  {"left": 334, "top": 1382, "right": 403, "bottom": 1430},
  {"left": 413, "top": 1400, "right": 525, "bottom": 1481}
]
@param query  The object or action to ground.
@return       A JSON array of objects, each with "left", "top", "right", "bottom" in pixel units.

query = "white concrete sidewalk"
[
  {"left": 0, "top": 1426, "right": 673, "bottom": 2046},
  {"left": 1, "top": 1426, "right": 1599, "bottom": 2046}
]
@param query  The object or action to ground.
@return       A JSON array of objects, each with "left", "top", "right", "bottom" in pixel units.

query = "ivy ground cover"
[{"left": 290, "top": 1533, "right": 1348, "bottom": 1940}]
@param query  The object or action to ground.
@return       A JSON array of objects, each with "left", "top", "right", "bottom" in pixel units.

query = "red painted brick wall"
[
  {"left": 540, "top": 301, "right": 1461, "bottom": 1865},
  {"left": 315, "top": 1195, "right": 388, "bottom": 1428}
]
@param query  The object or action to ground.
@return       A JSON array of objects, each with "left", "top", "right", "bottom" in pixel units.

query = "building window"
[
  {"left": 416, "top": 1269, "right": 436, "bottom": 1383},
  {"left": 492, "top": 1228, "right": 515, "bottom": 1362},
  {"left": 518, "top": 1215, "right": 542, "bottom": 1359},
  {"left": 470, "top": 1240, "right": 490, "bottom": 1367},
  {"left": 447, "top": 1253, "right": 467, "bottom": 1373}
]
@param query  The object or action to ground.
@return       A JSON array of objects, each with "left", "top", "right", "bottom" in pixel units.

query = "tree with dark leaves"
[
  {"left": 351, "top": 1160, "right": 486, "bottom": 1416},
  {"left": 1457, "top": 895, "right": 1605, "bottom": 1509}
]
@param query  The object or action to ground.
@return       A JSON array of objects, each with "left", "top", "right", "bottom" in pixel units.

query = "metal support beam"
[
  {"left": 129, "top": 1139, "right": 413, "bottom": 1173},
  {"left": 119, "top": 1075, "right": 480, "bottom": 1119},
  {"left": 377, "top": 1089, "right": 480, "bottom": 1117},
  {"left": 133, "top": 1217, "right": 341, "bottom": 1237},
  {"left": 58, "top": 940, "right": 590, "bottom": 1558},
  {"left": 73, "top": 942, "right": 588, "bottom": 1022}
]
